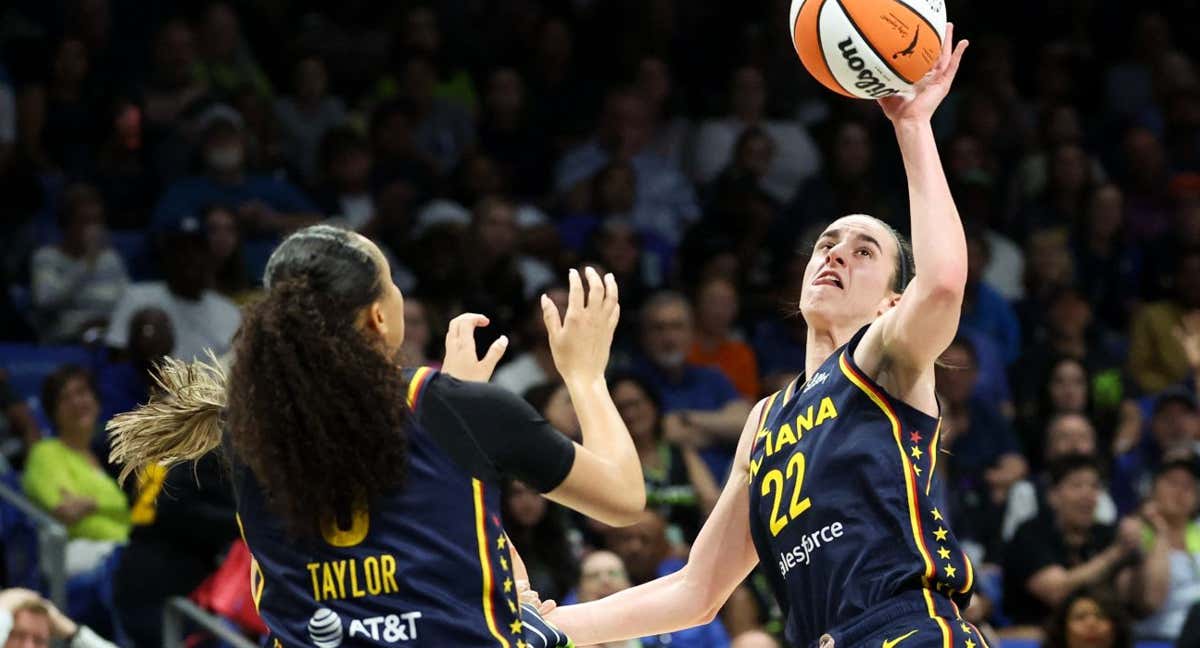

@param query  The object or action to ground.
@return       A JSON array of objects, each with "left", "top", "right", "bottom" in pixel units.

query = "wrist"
[
  {"left": 893, "top": 118, "right": 933, "bottom": 135},
  {"left": 563, "top": 375, "right": 607, "bottom": 395}
]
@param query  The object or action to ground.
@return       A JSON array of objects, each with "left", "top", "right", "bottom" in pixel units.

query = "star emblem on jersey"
[
  {"left": 960, "top": 622, "right": 971, "bottom": 634},
  {"left": 944, "top": 564, "right": 957, "bottom": 578},
  {"left": 504, "top": 578, "right": 513, "bottom": 593},
  {"left": 937, "top": 547, "right": 951, "bottom": 560},
  {"left": 912, "top": 464, "right": 922, "bottom": 476},
  {"left": 498, "top": 535, "right": 507, "bottom": 550},
  {"left": 510, "top": 619, "right": 523, "bottom": 635},
  {"left": 500, "top": 556, "right": 509, "bottom": 571},
  {"left": 517, "top": 641, "right": 529, "bottom": 648},
  {"left": 934, "top": 527, "right": 948, "bottom": 541},
  {"left": 931, "top": 508, "right": 943, "bottom": 521},
  {"left": 910, "top": 446, "right": 923, "bottom": 460},
  {"left": 909, "top": 430, "right": 922, "bottom": 444},
  {"left": 965, "top": 639, "right": 976, "bottom": 648}
]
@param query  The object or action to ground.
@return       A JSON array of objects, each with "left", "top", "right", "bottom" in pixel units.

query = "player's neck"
[{"left": 804, "top": 324, "right": 857, "bottom": 379}]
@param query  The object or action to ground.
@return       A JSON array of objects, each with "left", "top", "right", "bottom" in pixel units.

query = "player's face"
[
  {"left": 1064, "top": 597, "right": 1115, "bottom": 648},
  {"left": 800, "top": 216, "right": 900, "bottom": 330}
]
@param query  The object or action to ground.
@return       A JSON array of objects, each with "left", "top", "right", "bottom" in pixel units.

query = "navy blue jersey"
[
  {"left": 233, "top": 367, "right": 573, "bottom": 647},
  {"left": 747, "top": 329, "right": 975, "bottom": 646}
]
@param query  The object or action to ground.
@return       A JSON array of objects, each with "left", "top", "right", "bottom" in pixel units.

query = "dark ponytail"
[{"left": 112, "top": 225, "right": 413, "bottom": 536}]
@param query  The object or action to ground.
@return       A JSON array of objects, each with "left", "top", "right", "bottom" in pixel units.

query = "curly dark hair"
[
  {"left": 108, "top": 225, "right": 413, "bottom": 537},
  {"left": 1043, "top": 586, "right": 1131, "bottom": 648}
]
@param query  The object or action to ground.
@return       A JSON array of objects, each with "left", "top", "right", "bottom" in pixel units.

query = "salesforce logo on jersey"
[
  {"left": 308, "top": 607, "right": 424, "bottom": 646},
  {"left": 777, "top": 520, "right": 847, "bottom": 578}
]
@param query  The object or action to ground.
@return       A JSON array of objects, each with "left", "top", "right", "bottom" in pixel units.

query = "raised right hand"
[{"left": 541, "top": 267, "right": 619, "bottom": 383}]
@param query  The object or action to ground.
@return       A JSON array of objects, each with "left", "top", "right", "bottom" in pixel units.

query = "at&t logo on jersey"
[{"left": 307, "top": 608, "right": 424, "bottom": 646}]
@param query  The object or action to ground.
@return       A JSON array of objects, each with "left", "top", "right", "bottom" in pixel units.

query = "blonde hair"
[{"left": 107, "top": 353, "right": 228, "bottom": 485}]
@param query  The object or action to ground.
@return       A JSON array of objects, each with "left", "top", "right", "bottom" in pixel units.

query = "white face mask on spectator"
[{"left": 206, "top": 146, "right": 243, "bottom": 172}]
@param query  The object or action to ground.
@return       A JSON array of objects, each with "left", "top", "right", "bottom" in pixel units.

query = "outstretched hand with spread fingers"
[
  {"left": 878, "top": 22, "right": 969, "bottom": 124},
  {"left": 440, "top": 313, "right": 508, "bottom": 382},
  {"left": 541, "top": 267, "right": 620, "bottom": 383}
]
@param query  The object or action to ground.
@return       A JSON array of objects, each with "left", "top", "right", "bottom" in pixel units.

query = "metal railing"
[
  {"left": 162, "top": 598, "right": 259, "bottom": 648},
  {"left": 0, "top": 479, "right": 68, "bottom": 609}
]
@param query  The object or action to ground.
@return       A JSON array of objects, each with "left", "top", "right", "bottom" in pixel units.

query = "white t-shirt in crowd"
[
  {"left": 492, "top": 353, "right": 551, "bottom": 398},
  {"left": 104, "top": 282, "right": 241, "bottom": 361}
]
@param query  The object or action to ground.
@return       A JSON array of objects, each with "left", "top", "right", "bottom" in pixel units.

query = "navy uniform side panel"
[
  {"left": 235, "top": 368, "right": 525, "bottom": 647},
  {"left": 747, "top": 329, "right": 975, "bottom": 646}
]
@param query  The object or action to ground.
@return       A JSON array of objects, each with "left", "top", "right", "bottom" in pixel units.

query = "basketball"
[{"left": 789, "top": 0, "right": 947, "bottom": 99}]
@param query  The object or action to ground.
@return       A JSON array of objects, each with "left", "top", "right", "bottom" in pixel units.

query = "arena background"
[{"left": 1, "top": 0, "right": 1199, "bottom": 646}]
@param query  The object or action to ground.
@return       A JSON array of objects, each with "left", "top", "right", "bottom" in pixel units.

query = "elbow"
[{"left": 604, "top": 485, "right": 647, "bottom": 527}]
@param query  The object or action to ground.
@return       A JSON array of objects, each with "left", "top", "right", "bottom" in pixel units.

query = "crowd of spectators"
[{"left": 2, "top": 1, "right": 1200, "bottom": 646}]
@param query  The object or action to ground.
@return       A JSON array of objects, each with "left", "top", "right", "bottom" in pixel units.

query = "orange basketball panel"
[
  {"left": 793, "top": 0, "right": 854, "bottom": 98},
  {"left": 837, "top": 0, "right": 942, "bottom": 83}
]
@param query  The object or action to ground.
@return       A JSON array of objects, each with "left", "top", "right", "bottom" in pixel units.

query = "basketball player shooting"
[{"left": 540, "top": 24, "right": 981, "bottom": 648}]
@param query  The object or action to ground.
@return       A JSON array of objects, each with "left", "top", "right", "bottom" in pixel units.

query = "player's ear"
[
  {"left": 360, "top": 301, "right": 388, "bottom": 338},
  {"left": 876, "top": 292, "right": 902, "bottom": 316}
]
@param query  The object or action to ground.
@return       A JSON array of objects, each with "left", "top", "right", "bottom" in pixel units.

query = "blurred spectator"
[
  {"left": 960, "top": 228, "right": 1022, "bottom": 367},
  {"left": 784, "top": 121, "right": 901, "bottom": 238},
  {"left": 313, "top": 127, "right": 377, "bottom": 231},
  {"left": 688, "top": 276, "right": 759, "bottom": 400},
  {"left": 1015, "top": 143, "right": 1099, "bottom": 239},
  {"left": 93, "top": 100, "right": 160, "bottom": 230},
  {"left": 751, "top": 251, "right": 807, "bottom": 393},
  {"left": 461, "top": 196, "right": 554, "bottom": 333},
  {"left": 140, "top": 20, "right": 208, "bottom": 130},
  {"left": 1042, "top": 586, "right": 1132, "bottom": 648},
  {"left": 556, "top": 88, "right": 700, "bottom": 247},
  {"left": 151, "top": 105, "right": 320, "bottom": 238},
  {"left": 1104, "top": 12, "right": 1173, "bottom": 120},
  {"left": 525, "top": 16, "right": 599, "bottom": 152},
  {"left": 104, "top": 221, "right": 241, "bottom": 361},
  {"left": 493, "top": 287, "right": 567, "bottom": 397},
  {"left": 1127, "top": 250, "right": 1200, "bottom": 393},
  {"left": 601, "top": 511, "right": 731, "bottom": 647},
  {"left": 1112, "top": 387, "right": 1200, "bottom": 514},
  {"left": 0, "top": 370, "right": 40, "bottom": 469},
  {"left": 1002, "top": 454, "right": 1135, "bottom": 629},
  {"left": 203, "top": 204, "right": 255, "bottom": 303},
  {"left": 368, "top": 98, "right": 438, "bottom": 195},
  {"left": 574, "top": 551, "right": 640, "bottom": 648},
  {"left": 21, "top": 366, "right": 129, "bottom": 575},
  {"left": 274, "top": 55, "right": 346, "bottom": 183},
  {"left": 523, "top": 382, "right": 581, "bottom": 443},
  {"left": 1072, "top": 184, "right": 1141, "bottom": 331},
  {"left": 30, "top": 183, "right": 129, "bottom": 343},
  {"left": 1017, "top": 227, "right": 1076, "bottom": 345},
  {"left": 113, "top": 454, "right": 237, "bottom": 648},
  {"left": 477, "top": 66, "right": 552, "bottom": 199},
  {"left": 691, "top": 65, "right": 820, "bottom": 204},
  {"left": 195, "top": 2, "right": 271, "bottom": 101},
  {"left": 502, "top": 480, "right": 577, "bottom": 605},
  {"left": 583, "top": 218, "right": 659, "bottom": 320},
  {"left": 1119, "top": 456, "right": 1200, "bottom": 640},
  {"left": 937, "top": 337, "right": 1027, "bottom": 560},
  {"left": 1118, "top": 128, "right": 1173, "bottom": 242},
  {"left": 399, "top": 296, "right": 437, "bottom": 368},
  {"left": 96, "top": 307, "right": 173, "bottom": 448},
  {"left": 609, "top": 374, "right": 718, "bottom": 544},
  {"left": 1013, "top": 105, "right": 1107, "bottom": 205},
  {"left": 560, "top": 161, "right": 674, "bottom": 288},
  {"left": 0, "top": 590, "right": 118, "bottom": 648},
  {"left": 18, "top": 37, "right": 104, "bottom": 175},
  {"left": 396, "top": 6, "right": 477, "bottom": 111},
  {"left": 1142, "top": 198, "right": 1200, "bottom": 301},
  {"left": 1002, "top": 414, "right": 1118, "bottom": 543},
  {"left": 634, "top": 291, "right": 751, "bottom": 480},
  {"left": 634, "top": 56, "right": 691, "bottom": 172},
  {"left": 0, "top": 64, "right": 15, "bottom": 174},
  {"left": 397, "top": 57, "right": 474, "bottom": 176},
  {"left": 706, "top": 127, "right": 775, "bottom": 207}
]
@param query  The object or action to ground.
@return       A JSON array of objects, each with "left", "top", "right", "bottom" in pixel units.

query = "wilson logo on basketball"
[{"left": 836, "top": 38, "right": 899, "bottom": 98}]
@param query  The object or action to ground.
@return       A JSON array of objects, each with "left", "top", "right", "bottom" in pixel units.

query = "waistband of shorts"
[{"left": 807, "top": 588, "right": 957, "bottom": 648}]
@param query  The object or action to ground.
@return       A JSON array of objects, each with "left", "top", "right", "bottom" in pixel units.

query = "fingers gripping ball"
[
  {"left": 520, "top": 603, "right": 575, "bottom": 648},
  {"left": 789, "top": 0, "right": 947, "bottom": 98}
]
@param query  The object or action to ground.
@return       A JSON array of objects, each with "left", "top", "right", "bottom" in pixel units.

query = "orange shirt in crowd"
[{"left": 688, "top": 339, "right": 760, "bottom": 400}]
